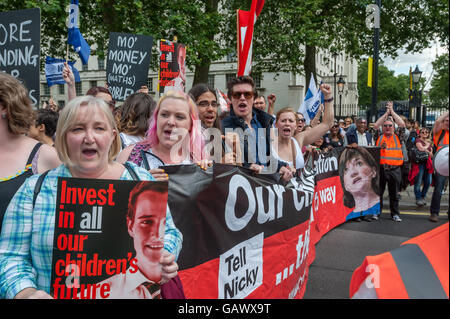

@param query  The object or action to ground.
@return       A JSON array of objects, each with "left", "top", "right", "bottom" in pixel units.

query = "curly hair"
[
  {"left": 118, "top": 92, "right": 156, "bottom": 136},
  {"left": 0, "top": 72, "right": 35, "bottom": 134}
]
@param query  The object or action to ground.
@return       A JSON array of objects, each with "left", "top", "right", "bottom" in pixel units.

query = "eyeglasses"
[
  {"left": 231, "top": 91, "right": 254, "bottom": 99},
  {"left": 298, "top": 118, "right": 306, "bottom": 123},
  {"left": 383, "top": 124, "right": 393, "bottom": 128},
  {"left": 420, "top": 131, "right": 429, "bottom": 134},
  {"left": 197, "top": 100, "right": 218, "bottom": 108}
]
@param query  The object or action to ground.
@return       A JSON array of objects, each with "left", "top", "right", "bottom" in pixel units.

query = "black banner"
[
  {"left": 0, "top": 8, "right": 40, "bottom": 105},
  {"left": 164, "top": 164, "right": 312, "bottom": 270},
  {"left": 106, "top": 32, "right": 153, "bottom": 101}
]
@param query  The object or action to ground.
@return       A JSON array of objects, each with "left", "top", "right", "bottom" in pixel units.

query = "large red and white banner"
[
  {"left": 237, "top": 0, "right": 264, "bottom": 76},
  {"left": 166, "top": 147, "right": 381, "bottom": 299},
  {"left": 49, "top": 147, "right": 380, "bottom": 299}
]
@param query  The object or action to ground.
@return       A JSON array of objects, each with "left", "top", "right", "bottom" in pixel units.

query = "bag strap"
[
  {"left": 27, "top": 142, "right": 43, "bottom": 165},
  {"left": 32, "top": 170, "right": 50, "bottom": 208},
  {"left": 124, "top": 162, "right": 140, "bottom": 181},
  {"left": 290, "top": 139, "right": 297, "bottom": 170}
]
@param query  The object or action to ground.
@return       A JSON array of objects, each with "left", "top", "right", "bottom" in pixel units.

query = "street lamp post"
[
  {"left": 337, "top": 75, "right": 345, "bottom": 117},
  {"left": 332, "top": 52, "right": 338, "bottom": 114},
  {"left": 410, "top": 65, "right": 423, "bottom": 123}
]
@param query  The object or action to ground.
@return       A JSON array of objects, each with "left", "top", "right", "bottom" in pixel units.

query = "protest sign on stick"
[
  {"left": 0, "top": 8, "right": 40, "bottom": 105},
  {"left": 158, "top": 39, "right": 186, "bottom": 94},
  {"left": 106, "top": 32, "right": 153, "bottom": 101}
]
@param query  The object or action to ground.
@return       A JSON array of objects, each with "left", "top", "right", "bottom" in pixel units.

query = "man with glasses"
[
  {"left": 222, "top": 76, "right": 276, "bottom": 172},
  {"left": 296, "top": 112, "right": 306, "bottom": 134},
  {"left": 374, "top": 102, "right": 406, "bottom": 222}
]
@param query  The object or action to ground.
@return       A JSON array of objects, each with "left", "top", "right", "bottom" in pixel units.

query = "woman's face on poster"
[{"left": 343, "top": 155, "right": 376, "bottom": 194}]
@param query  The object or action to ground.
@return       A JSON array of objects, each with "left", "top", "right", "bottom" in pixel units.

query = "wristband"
[{"left": 323, "top": 97, "right": 334, "bottom": 103}]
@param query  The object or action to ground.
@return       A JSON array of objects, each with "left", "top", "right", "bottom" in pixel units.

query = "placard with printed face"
[{"left": 51, "top": 178, "right": 168, "bottom": 299}]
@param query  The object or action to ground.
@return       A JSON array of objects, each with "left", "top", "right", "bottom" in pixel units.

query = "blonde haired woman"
[{"left": 0, "top": 96, "right": 182, "bottom": 299}]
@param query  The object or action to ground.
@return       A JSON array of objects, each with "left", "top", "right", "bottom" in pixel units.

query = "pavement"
[
  {"left": 303, "top": 184, "right": 449, "bottom": 299},
  {"left": 384, "top": 182, "right": 449, "bottom": 217}
]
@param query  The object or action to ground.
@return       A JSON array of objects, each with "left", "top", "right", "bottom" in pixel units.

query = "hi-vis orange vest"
[
  {"left": 376, "top": 134, "right": 404, "bottom": 166},
  {"left": 433, "top": 129, "right": 449, "bottom": 152},
  {"left": 349, "top": 223, "right": 449, "bottom": 299}
]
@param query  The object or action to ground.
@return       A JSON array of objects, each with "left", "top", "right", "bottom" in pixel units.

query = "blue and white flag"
[
  {"left": 298, "top": 74, "right": 324, "bottom": 125},
  {"left": 45, "top": 57, "right": 80, "bottom": 87},
  {"left": 68, "top": 0, "right": 90, "bottom": 65}
]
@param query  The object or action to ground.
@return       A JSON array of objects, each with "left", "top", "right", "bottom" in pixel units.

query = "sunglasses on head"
[{"left": 231, "top": 91, "right": 254, "bottom": 99}]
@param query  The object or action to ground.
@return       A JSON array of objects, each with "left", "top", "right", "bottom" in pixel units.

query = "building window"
[
  {"left": 58, "top": 84, "right": 65, "bottom": 95},
  {"left": 147, "top": 78, "right": 153, "bottom": 92},
  {"left": 207, "top": 74, "right": 215, "bottom": 88},
  {"left": 43, "top": 83, "right": 50, "bottom": 96},
  {"left": 75, "top": 82, "right": 83, "bottom": 95},
  {"left": 98, "top": 59, "right": 105, "bottom": 70},
  {"left": 225, "top": 73, "right": 235, "bottom": 86},
  {"left": 253, "top": 73, "right": 262, "bottom": 88},
  {"left": 90, "top": 80, "right": 97, "bottom": 88},
  {"left": 58, "top": 100, "right": 65, "bottom": 109},
  {"left": 82, "top": 63, "right": 88, "bottom": 71}
]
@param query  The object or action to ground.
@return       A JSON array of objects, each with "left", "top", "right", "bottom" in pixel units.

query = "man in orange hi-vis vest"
[
  {"left": 350, "top": 223, "right": 449, "bottom": 299},
  {"left": 374, "top": 102, "right": 406, "bottom": 222},
  {"left": 429, "top": 111, "right": 449, "bottom": 222}
]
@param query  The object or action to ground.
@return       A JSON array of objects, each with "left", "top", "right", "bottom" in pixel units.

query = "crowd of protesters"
[{"left": 0, "top": 69, "right": 448, "bottom": 299}]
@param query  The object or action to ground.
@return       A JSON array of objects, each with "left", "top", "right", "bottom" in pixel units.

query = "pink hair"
[{"left": 145, "top": 90, "right": 205, "bottom": 161}]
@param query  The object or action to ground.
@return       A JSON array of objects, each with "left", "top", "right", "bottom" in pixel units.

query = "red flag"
[{"left": 237, "top": 0, "right": 264, "bottom": 76}]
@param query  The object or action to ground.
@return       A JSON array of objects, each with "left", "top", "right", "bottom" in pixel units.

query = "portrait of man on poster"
[{"left": 90, "top": 182, "right": 169, "bottom": 299}]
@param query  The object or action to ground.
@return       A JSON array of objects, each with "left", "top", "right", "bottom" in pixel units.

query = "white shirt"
[
  {"left": 90, "top": 268, "right": 159, "bottom": 299},
  {"left": 271, "top": 137, "right": 305, "bottom": 169},
  {"left": 120, "top": 133, "right": 144, "bottom": 149}
]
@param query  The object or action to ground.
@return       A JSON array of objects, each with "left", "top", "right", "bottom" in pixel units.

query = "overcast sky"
[{"left": 382, "top": 42, "right": 447, "bottom": 90}]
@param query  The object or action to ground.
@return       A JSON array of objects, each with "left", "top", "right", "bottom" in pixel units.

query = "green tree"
[
  {"left": 1, "top": 0, "right": 448, "bottom": 87},
  {"left": 428, "top": 53, "right": 449, "bottom": 108},
  {"left": 357, "top": 59, "right": 409, "bottom": 107}
]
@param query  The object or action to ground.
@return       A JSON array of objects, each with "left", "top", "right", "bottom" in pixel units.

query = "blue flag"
[
  {"left": 45, "top": 57, "right": 81, "bottom": 87},
  {"left": 68, "top": 0, "right": 90, "bottom": 65},
  {"left": 298, "top": 74, "right": 324, "bottom": 125}
]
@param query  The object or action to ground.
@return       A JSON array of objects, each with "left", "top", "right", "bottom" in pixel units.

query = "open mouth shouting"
[
  {"left": 81, "top": 148, "right": 98, "bottom": 159},
  {"left": 281, "top": 127, "right": 292, "bottom": 136}
]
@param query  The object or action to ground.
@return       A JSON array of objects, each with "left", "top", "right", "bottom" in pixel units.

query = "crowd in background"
[{"left": 0, "top": 69, "right": 448, "bottom": 298}]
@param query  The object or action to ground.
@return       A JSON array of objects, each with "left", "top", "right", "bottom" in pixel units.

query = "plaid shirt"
[{"left": 0, "top": 163, "right": 182, "bottom": 299}]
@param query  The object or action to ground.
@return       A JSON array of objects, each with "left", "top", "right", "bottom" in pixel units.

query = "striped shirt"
[{"left": 0, "top": 163, "right": 182, "bottom": 299}]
